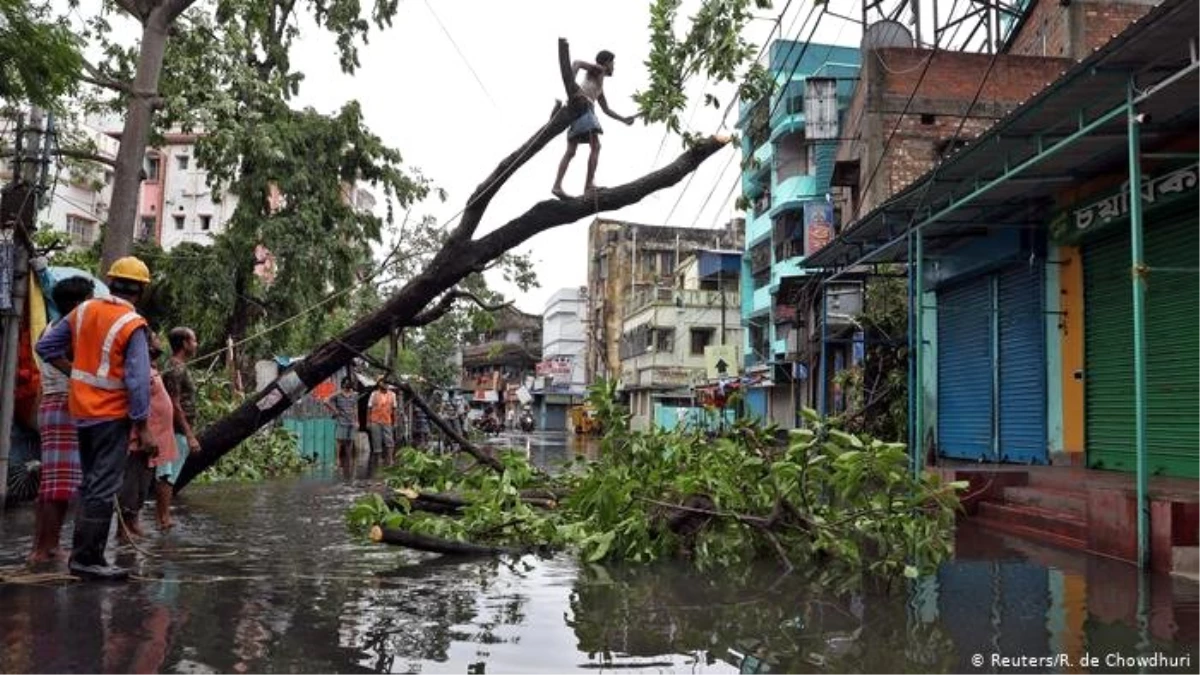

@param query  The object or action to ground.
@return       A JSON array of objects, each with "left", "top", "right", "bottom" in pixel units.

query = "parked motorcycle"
[{"left": 518, "top": 410, "right": 535, "bottom": 433}]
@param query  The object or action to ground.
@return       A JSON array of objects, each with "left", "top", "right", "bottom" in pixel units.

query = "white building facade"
[{"left": 534, "top": 287, "right": 588, "bottom": 430}]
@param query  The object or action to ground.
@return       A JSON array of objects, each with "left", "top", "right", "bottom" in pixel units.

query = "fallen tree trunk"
[
  {"left": 397, "top": 382, "right": 503, "bottom": 472},
  {"left": 385, "top": 489, "right": 558, "bottom": 516},
  {"left": 369, "top": 525, "right": 525, "bottom": 557},
  {"left": 174, "top": 38, "right": 729, "bottom": 493}
]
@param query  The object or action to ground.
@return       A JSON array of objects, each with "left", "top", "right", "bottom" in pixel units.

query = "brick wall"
[
  {"left": 844, "top": 48, "right": 1070, "bottom": 217},
  {"left": 1007, "top": 0, "right": 1155, "bottom": 60}
]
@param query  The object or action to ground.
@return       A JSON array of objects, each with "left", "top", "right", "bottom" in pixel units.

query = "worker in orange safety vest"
[{"left": 36, "top": 256, "right": 156, "bottom": 580}]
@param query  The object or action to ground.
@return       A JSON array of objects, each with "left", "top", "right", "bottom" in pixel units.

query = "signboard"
[
  {"left": 516, "top": 386, "right": 533, "bottom": 404},
  {"left": 804, "top": 201, "right": 834, "bottom": 256},
  {"left": 1051, "top": 163, "right": 1198, "bottom": 244},
  {"left": 536, "top": 356, "right": 574, "bottom": 376},
  {"left": 704, "top": 345, "right": 741, "bottom": 380}
]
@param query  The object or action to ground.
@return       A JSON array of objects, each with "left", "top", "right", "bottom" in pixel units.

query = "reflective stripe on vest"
[
  {"left": 96, "top": 312, "right": 143, "bottom": 379},
  {"left": 70, "top": 368, "right": 127, "bottom": 390}
]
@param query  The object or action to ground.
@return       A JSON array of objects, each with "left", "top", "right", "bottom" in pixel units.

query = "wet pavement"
[{"left": 0, "top": 431, "right": 1197, "bottom": 673}]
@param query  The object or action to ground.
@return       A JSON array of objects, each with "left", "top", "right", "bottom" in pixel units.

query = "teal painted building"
[{"left": 737, "top": 40, "right": 860, "bottom": 427}]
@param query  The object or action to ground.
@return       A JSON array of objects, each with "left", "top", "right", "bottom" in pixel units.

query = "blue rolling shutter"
[
  {"left": 937, "top": 277, "right": 994, "bottom": 460},
  {"left": 746, "top": 388, "right": 768, "bottom": 422},
  {"left": 998, "top": 265, "right": 1048, "bottom": 464}
]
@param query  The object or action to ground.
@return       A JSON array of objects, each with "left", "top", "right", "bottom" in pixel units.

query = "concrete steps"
[
  {"left": 1001, "top": 486, "right": 1087, "bottom": 518},
  {"left": 974, "top": 501, "right": 1087, "bottom": 551}
]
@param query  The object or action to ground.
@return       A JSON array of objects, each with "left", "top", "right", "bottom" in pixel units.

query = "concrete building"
[
  {"left": 584, "top": 217, "right": 743, "bottom": 386},
  {"left": 534, "top": 287, "right": 588, "bottom": 430},
  {"left": 111, "top": 132, "right": 239, "bottom": 249},
  {"left": 459, "top": 305, "right": 542, "bottom": 416},
  {"left": 619, "top": 250, "right": 742, "bottom": 431},
  {"left": 736, "top": 39, "right": 861, "bottom": 428},
  {"left": 806, "top": 0, "right": 1193, "bottom": 572}
]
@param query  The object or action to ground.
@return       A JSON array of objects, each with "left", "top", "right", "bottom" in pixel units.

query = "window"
[
  {"left": 66, "top": 215, "right": 94, "bottom": 245},
  {"left": 138, "top": 216, "right": 156, "bottom": 242},
  {"left": 173, "top": 215, "right": 185, "bottom": 230},
  {"left": 654, "top": 328, "right": 674, "bottom": 354},
  {"left": 144, "top": 154, "right": 160, "bottom": 182},
  {"left": 598, "top": 253, "right": 609, "bottom": 280},
  {"left": 176, "top": 155, "right": 190, "bottom": 170},
  {"left": 200, "top": 215, "right": 212, "bottom": 231},
  {"left": 103, "top": 171, "right": 113, "bottom": 185},
  {"left": 690, "top": 328, "right": 714, "bottom": 355},
  {"left": 659, "top": 251, "right": 675, "bottom": 276}
]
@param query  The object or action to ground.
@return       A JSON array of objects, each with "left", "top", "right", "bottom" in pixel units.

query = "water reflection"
[{"left": 0, "top": 471, "right": 1195, "bottom": 673}]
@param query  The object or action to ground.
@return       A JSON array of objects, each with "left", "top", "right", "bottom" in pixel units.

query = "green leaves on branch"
[
  {"left": 0, "top": 0, "right": 83, "bottom": 107},
  {"left": 349, "top": 381, "right": 964, "bottom": 582},
  {"left": 636, "top": 0, "right": 775, "bottom": 135}
]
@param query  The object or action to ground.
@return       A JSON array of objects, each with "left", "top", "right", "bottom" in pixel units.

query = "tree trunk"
[
  {"left": 171, "top": 39, "right": 729, "bottom": 493},
  {"left": 369, "top": 525, "right": 525, "bottom": 557},
  {"left": 100, "top": 7, "right": 173, "bottom": 273}
]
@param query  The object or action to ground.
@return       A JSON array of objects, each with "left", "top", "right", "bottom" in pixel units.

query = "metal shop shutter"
[
  {"left": 1085, "top": 214, "right": 1199, "bottom": 478},
  {"left": 998, "top": 265, "right": 1048, "bottom": 464},
  {"left": 937, "top": 276, "right": 994, "bottom": 461}
]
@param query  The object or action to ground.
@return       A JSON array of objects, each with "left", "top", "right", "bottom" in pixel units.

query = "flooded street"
[{"left": 1, "top": 432, "right": 1196, "bottom": 673}]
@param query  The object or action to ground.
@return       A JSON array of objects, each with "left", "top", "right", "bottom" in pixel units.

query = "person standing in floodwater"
[
  {"left": 158, "top": 326, "right": 201, "bottom": 530},
  {"left": 27, "top": 275, "right": 95, "bottom": 565},
  {"left": 324, "top": 377, "right": 360, "bottom": 478}
]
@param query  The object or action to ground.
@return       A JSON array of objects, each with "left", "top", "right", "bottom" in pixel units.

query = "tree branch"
[
  {"left": 410, "top": 289, "right": 511, "bottom": 327},
  {"left": 444, "top": 38, "right": 585, "bottom": 247},
  {"left": 80, "top": 59, "right": 131, "bottom": 94},
  {"left": 163, "top": 0, "right": 198, "bottom": 23},
  {"left": 113, "top": 0, "right": 148, "bottom": 21},
  {"left": 468, "top": 136, "right": 730, "bottom": 265}
]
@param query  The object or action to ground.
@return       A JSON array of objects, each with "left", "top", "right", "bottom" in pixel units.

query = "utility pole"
[{"left": 0, "top": 108, "right": 44, "bottom": 508}]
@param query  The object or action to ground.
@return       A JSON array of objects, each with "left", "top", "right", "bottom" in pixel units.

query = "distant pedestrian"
[
  {"left": 367, "top": 377, "right": 398, "bottom": 466},
  {"left": 36, "top": 256, "right": 156, "bottom": 580},
  {"left": 324, "top": 377, "right": 360, "bottom": 478},
  {"left": 27, "top": 275, "right": 95, "bottom": 565},
  {"left": 551, "top": 49, "right": 637, "bottom": 199},
  {"left": 157, "top": 326, "right": 201, "bottom": 530}
]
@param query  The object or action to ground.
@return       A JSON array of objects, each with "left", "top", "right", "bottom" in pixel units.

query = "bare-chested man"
[{"left": 551, "top": 50, "right": 637, "bottom": 199}]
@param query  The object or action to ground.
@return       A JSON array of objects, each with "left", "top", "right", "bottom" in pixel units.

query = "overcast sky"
[{"left": 72, "top": 0, "right": 865, "bottom": 314}]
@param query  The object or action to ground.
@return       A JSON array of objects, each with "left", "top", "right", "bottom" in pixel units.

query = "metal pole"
[
  {"left": 1126, "top": 83, "right": 1150, "bottom": 569},
  {"left": 902, "top": 230, "right": 912, "bottom": 468},
  {"left": 0, "top": 110, "right": 42, "bottom": 507},
  {"left": 818, "top": 282, "right": 828, "bottom": 417},
  {"left": 914, "top": 228, "right": 925, "bottom": 476}
]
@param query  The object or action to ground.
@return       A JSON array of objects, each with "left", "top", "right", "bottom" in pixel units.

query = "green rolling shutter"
[{"left": 1084, "top": 213, "right": 1198, "bottom": 478}]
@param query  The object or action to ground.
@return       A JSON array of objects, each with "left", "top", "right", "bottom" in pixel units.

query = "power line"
[
  {"left": 664, "top": 5, "right": 826, "bottom": 229},
  {"left": 649, "top": 0, "right": 800, "bottom": 172},
  {"left": 421, "top": 0, "right": 499, "bottom": 111},
  {"left": 895, "top": 44, "right": 1004, "bottom": 234},
  {"left": 847, "top": 43, "right": 938, "bottom": 225}
]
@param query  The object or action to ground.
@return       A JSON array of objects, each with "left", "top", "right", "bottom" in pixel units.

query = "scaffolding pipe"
[
  {"left": 907, "top": 232, "right": 918, "bottom": 473},
  {"left": 1126, "top": 83, "right": 1150, "bottom": 569}
]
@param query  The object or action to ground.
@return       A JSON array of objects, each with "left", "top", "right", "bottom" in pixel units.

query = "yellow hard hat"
[{"left": 107, "top": 256, "right": 151, "bottom": 284}]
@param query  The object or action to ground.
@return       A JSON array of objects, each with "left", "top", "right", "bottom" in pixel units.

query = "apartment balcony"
[
  {"left": 770, "top": 112, "right": 805, "bottom": 142},
  {"left": 752, "top": 284, "right": 773, "bottom": 312},
  {"left": 752, "top": 140, "right": 773, "bottom": 171},
  {"left": 769, "top": 174, "right": 820, "bottom": 217},
  {"left": 625, "top": 287, "right": 739, "bottom": 319},
  {"left": 746, "top": 210, "right": 773, "bottom": 247}
]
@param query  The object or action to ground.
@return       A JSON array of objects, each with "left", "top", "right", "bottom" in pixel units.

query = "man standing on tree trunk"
[
  {"left": 551, "top": 49, "right": 637, "bottom": 199},
  {"left": 36, "top": 256, "right": 156, "bottom": 581}
]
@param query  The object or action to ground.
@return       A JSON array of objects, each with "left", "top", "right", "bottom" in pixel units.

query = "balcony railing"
[{"left": 625, "top": 287, "right": 739, "bottom": 318}]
